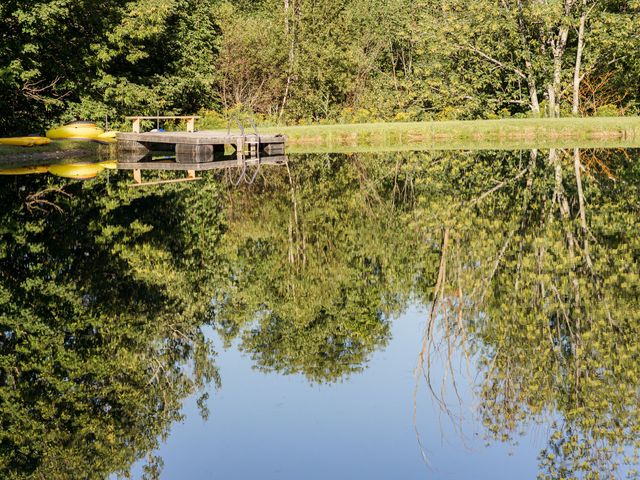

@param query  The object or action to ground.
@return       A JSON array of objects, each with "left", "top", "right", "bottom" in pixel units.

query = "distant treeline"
[{"left": 1, "top": 0, "right": 639, "bottom": 133}]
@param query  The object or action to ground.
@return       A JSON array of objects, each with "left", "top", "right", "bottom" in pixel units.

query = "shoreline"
[
  {"left": 260, "top": 116, "right": 640, "bottom": 150},
  {"left": 1, "top": 117, "right": 638, "bottom": 166}
]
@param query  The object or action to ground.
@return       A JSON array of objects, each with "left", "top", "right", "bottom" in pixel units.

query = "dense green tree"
[
  {"left": 2, "top": 0, "right": 638, "bottom": 130},
  {"left": 206, "top": 0, "right": 640, "bottom": 120},
  {"left": 415, "top": 0, "right": 640, "bottom": 118},
  {"left": 0, "top": 0, "right": 222, "bottom": 135},
  {"left": 0, "top": 0, "right": 124, "bottom": 133}
]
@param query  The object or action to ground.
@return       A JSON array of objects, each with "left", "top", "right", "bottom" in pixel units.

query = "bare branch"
[{"left": 465, "top": 45, "right": 528, "bottom": 80}]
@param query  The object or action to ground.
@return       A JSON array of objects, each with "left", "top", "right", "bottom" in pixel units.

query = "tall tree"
[{"left": 417, "top": 0, "right": 640, "bottom": 117}]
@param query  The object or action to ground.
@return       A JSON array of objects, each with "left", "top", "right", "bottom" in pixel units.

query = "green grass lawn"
[{"left": 260, "top": 116, "right": 640, "bottom": 152}]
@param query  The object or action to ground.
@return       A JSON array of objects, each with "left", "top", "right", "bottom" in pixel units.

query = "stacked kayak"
[
  {"left": 47, "top": 161, "right": 117, "bottom": 179},
  {"left": 1, "top": 121, "right": 117, "bottom": 147},
  {"left": 46, "top": 121, "right": 117, "bottom": 143},
  {"left": 0, "top": 137, "right": 51, "bottom": 147},
  {"left": 96, "top": 131, "right": 117, "bottom": 143}
]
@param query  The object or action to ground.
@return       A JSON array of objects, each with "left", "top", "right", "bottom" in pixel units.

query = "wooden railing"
[{"left": 125, "top": 115, "right": 201, "bottom": 133}]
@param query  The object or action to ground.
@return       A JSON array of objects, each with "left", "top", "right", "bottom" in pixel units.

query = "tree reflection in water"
[
  {"left": 0, "top": 174, "right": 222, "bottom": 479},
  {"left": 213, "top": 148, "right": 640, "bottom": 476},
  {"left": 1, "top": 148, "right": 639, "bottom": 478},
  {"left": 213, "top": 154, "right": 428, "bottom": 382},
  {"left": 414, "top": 148, "right": 640, "bottom": 479}
]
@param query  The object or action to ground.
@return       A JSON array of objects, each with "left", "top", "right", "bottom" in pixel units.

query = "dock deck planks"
[{"left": 117, "top": 131, "right": 286, "bottom": 146}]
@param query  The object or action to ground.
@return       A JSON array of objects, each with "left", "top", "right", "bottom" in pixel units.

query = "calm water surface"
[{"left": 1, "top": 148, "right": 639, "bottom": 479}]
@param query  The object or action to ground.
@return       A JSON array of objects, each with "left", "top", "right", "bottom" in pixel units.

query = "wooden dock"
[
  {"left": 117, "top": 131, "right": 287, "bottom": 163},
  {"left": 116, "top": 115, "right": 287, "bottom": 176}
]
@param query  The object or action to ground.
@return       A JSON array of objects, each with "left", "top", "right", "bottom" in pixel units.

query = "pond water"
[{"left": 1, "top": 148, "right": 639, "bottom": 479}]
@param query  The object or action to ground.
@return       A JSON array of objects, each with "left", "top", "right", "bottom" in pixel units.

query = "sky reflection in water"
[{"left": 138, "top": 311, "right": 545, "bottom": 480}]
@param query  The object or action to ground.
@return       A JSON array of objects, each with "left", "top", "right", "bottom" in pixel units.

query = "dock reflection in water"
[{"left": 116, "top": 149, "right": 288, "bottom": 187}]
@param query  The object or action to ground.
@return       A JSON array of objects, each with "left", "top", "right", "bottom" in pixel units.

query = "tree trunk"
[
  {"left": 548, "top": 24, "right": 569, "bottom": 118},
  {"left": 525, "top": 60, "right": 541, "bottom": 114},
  {"left": 548, "top": 0, "right": 573, "bottom": 117},
  {"left": 573, "top": 148, "right": 593, "bottom": 269},
  {"left": 279, "top": 0, "right": 297, "bottom": 122},
  {"left": 515, "top": 0, "right": 541, "bottom": 114},
  {"left": 284, "top": 0, "right": 290, "bottom": 34},
  {"left": 572, "top": 2, "right": 587, "bottom": 115}
]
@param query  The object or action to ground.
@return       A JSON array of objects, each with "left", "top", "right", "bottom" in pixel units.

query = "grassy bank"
[
  {"left": 2, "top": 117, "right": 639, "bottom": 168},
  {"left": 260, "top": 116, "right": 640, "bottom": 152}
]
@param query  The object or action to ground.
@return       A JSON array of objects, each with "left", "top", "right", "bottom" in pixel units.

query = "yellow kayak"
[
  {"left": 48, "top": 163, "right": 105, "bottom": 179},
  {"left": 0, "top": 165, "right": 50, "bottom": 175},
  {"left": 99, "top": 160, "right": 118, "bottom": 170},
  {"left": 0, "top": 136, "right": 51, "bottom": 147},
  {"left": 46, "top": 121, "right": 105, "bottom": 141},
  {"left": 96, "top": 131, "right": 118, "bottom": 143}
]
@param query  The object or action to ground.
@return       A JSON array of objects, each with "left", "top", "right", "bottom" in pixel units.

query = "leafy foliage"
[
  {"left": 414, "top": 148, "right": 640, "bottom": 478},
  {"left": 2, "top": 0, "right": 638, "bottom": 133}
]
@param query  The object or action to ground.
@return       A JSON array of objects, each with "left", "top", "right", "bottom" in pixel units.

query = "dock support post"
[
  {"left": 236, "top": 137, "right": 244, "bottom": 164},
  {"left": 132, "top": 118, "right": 141, "bottom": 133},
  {"left": 186, "top": 117, "right": 195, "bottom": 133},
  {"left": 133, "top": 169, "right": 142, "bottom": 184}
]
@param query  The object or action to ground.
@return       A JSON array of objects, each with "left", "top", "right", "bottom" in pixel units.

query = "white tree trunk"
[
  {"left": 515, "top": 0, "right": 541, "bottom": 113},
  {"left": 526, "top": 60, "right": 541, "bottom": 114},
  {"left": 572, "top": 2, "right": 587, "bottom": 115},
  {"left": 549, "top": 24, "right": 569, "bottom": 118},
  {"left": 279, "top": 0, "right": 297, "bottom": 122}
]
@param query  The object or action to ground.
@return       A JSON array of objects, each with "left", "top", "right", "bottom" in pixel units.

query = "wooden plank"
[
  {"left": 118, "top": 161, "right": 242, "bottom": 171},
  {"left": 236, "top": 136, "right": 244, "bottom": 164},
  {"left": 117, "top": 139, "right": 151, "bottom": 155},
  {"left": 116, "top": 131, "right": 286, "bottom": 144},
  {"left": 133, "top": 169, "right": 142, "bottom": 184},
  {"left": 128, "top": 177, "right": 203, "bottom": 188},
  {"left": 265, "top": 143, "right": 286, "bottom": 155},
  {"left": 175, "top": 143, "right": 214, "bottom": 162},
  {"left": 125, "top": 116, "right": 201, "bottom": 120}
]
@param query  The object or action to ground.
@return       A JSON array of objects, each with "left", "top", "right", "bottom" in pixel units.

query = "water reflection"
[
  {"left": 0, "top": 172, "right": 221, "bottom": 478},
  {"left": 117, "top": 152, "right": 288, "bottom": 187},
  {"left": 0, "top": 148, "right": 638, "bottom": 478},
  {"left": 0, "top": 149, "right": 289, "bottom": 185},
  {"left": 212, "top": 153, "right": 420, "bottom": 382},
  {"left": 413, "top": 148, "right": 640, "bottom": 478}
]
